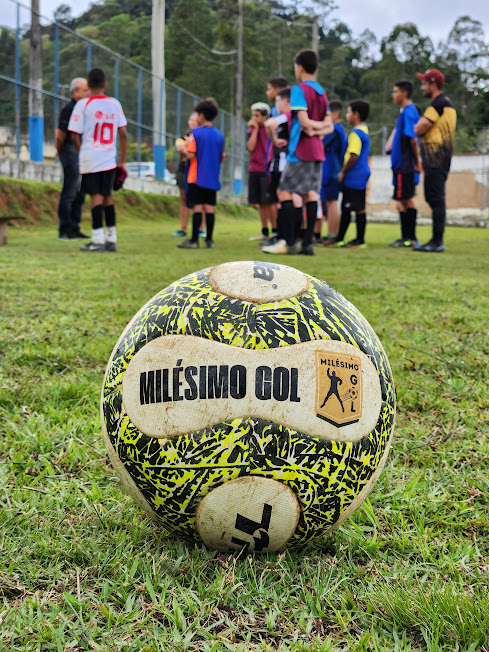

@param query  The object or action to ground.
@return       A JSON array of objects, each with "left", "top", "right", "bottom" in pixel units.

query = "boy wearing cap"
[
  {"left": 414, "top": 69, "right": 457, "bottom": 252},
  {"left": 247, "top": 102, "right": 275, "bottom": 241}
]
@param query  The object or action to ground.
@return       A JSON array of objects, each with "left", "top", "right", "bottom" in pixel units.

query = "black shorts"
[
  {"left": 393, "top": 172, "right": 416, "bottom": 200},
  {"left": 266, "top": 170, "right": 281, "bottom": 203},
  {"left": 80, "top": 169, "right": 116, "bottom": 196},
  {"left": 187, "top": 183, "right": 217, "bottom": 206},
  {"left": 248, "top": 172, "right": 271, "bottom": 205},
  {"left": 342, "top": 186, "right": 366, "bottom": 213},
  {"left": 176, "top": 167, "right": 186, "bottom": 191}
]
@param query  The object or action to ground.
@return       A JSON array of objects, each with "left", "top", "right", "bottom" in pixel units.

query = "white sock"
[
  {"left": 92, "top": 228, "right": 105, "bottom": 245},
  {"left": 106, "top": 226, "right": 117, "bottom": 243}
]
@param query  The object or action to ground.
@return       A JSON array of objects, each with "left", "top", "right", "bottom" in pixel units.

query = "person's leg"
[
  {"left": 173, "top": 188, "right": 189, "bottom": 236},
  {"left": 103, "top": 195, "right": 116, "bottom": 248},
  {"left": 404, "top": 196, "right": 418, "bottom": 243},
  {"left": 355, "top": 211, "right": 366, "bottom": 244},
  {"left": 302, "top": 190, "right": 319, "bottom": 253},
  {"left": 204, "top": 202, "right": 215, "bottom": 247},
  {"left": 326, "top": 199, "right": 340, "bottom": 237},
  {"left": 417, "top": 169, "right": 447, "bottom": 250},
  {"left": 57, "top": 148, "right": 79, "bottom": 237},
  {"left": 333, "top": 191, "right": 352, "bottom": 244},
  {"left": 258, "top": 205, "right": 270, "bottom": 238},
  {"left": 90, "top": 193, "right": 105, "bottom": 243}
]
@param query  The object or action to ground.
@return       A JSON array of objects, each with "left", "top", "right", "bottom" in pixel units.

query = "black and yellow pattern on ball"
[{"left": 103, "top": 267, "right": 395, "bottom": 548}]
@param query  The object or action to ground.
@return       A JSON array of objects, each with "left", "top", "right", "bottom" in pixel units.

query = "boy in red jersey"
[
  {"left": 247, "top": 102, "right": 274, "bottom": 241},
  {"left": 68, "top": 68, "right": 127, "bottom": 252},
  {"left": 264, "top": 49, "right": 332, "bottom": 256}
]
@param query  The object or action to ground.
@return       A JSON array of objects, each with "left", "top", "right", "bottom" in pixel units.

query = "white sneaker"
[
  {"left": 262, "top": 238, "right": 289, "bottom": 254},
  {"left": 249, "top": 233, "right": 267, "bottom": 241}
]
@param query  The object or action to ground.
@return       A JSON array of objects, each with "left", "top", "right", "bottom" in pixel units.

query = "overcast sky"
[{"left": 1, "top": 0, "right": 488, "bottom": 47}]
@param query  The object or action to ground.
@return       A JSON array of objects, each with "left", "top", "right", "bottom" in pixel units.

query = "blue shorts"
[{"left": 320, "top": 178, "right": 340, "bottom": 202}]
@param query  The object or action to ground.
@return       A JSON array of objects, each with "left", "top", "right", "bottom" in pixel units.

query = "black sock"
[
  {"left": 276, "top": 207, "right": 284, "bottom": 240},
  {"left": 205, "top": 213, "right": 215, "bottom": 241},
  {"left": 262, "top": 226, "right": 269, "bottom": 237},
  {"left": 91, "top": 205, "right": 104, "bottom": 230},
  {"left": 294, "top": 207, "right": 303, "bottom": 242},
  {"left": 104, "top": 204, "right": 115, "bottom": 228},
  {"left": 356, "top": 212, "right": 366, "bottom": 243},
  {"left": 406, "top": 208, "right": 417, "bottom": 241},
  {"left": 191, "top": 212, "right": 202, "bottom": 242},
  {"left": 303, "top": 201, "right": 318, "bottom": 247},
  {"left": 399, "top": 211, "right": 407, "bottom": 240},
  {"left": 280, "top": 200, "right": 296, "bottom": 246},
  {"left": 336, "top": 207, "right": 352, "bottom": 243}
]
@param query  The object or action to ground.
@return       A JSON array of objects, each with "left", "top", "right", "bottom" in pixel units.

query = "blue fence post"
[
  {"left": 87, "top": 41, "right": 92, "bottom": 72},
  {"left": 54, "top": 23, "right": 59, "bottom": 155},
  {"left": 154, "top": 78, "right": 165, "bottom": 180},
  {"left": 137, "top": 68, "right": 142, "bottom": 176},
  {"left": 15, "top": 3, "right": 21, "bottom": 159},
  {"left": 114, "top": 57, "right": 119, "bottom": 100}
]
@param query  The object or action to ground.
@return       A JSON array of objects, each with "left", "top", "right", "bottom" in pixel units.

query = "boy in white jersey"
[{"left": 68, "top": 68, "right": 127, "bottom": 252}]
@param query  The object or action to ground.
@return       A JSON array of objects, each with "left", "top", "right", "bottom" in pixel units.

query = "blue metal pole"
[
  {"left": 114, "top": 57, "right": 119, "bottom": 100},
  {"left": 15, "top": 3, "right": 21, "bottom": 159},
  {"left": 87, "top": 41, "right": 92, "bottom": 72},
  {"left": 54, "top": 23, "right": 59, "bottom": 155},
  {"left": 137, "top": 68, "right": 142, "bottom": 176},
  {"left": 154, "top": 78, "right": 165, "bottom": 180}
]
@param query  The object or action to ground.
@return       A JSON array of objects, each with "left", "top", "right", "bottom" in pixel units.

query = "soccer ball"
[{"left": 102, "top": 261, "right": 395, "bottom": 552}]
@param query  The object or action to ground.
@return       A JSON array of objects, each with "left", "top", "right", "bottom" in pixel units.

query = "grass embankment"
[{"left": 1, "top": 176, "right": 489, "bottom": 651}]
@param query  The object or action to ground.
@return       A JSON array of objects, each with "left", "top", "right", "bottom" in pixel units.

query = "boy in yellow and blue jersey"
[{"left": 326, "top": 99, "right": 370, "bottom": 248}]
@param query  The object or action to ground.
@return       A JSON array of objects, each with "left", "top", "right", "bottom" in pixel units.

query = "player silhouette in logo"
[{"left": 320, "top": 369, "right": 344, "bottom": 412}]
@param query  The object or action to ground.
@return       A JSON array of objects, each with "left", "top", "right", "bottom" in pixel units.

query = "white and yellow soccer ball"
[{"left": 102, "top": 261, "right": 395, "bottom": 553}]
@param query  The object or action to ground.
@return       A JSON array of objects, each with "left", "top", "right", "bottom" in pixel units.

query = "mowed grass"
[{"left": 1, "top": 190, "right": 489, "bottom": 651}]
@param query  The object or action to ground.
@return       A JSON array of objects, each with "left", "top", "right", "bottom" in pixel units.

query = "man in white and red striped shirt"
[{"left": 69, "top": 68, "right": 127, "bottom": 252}]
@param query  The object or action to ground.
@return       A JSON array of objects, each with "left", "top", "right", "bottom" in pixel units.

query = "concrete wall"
[{"left": 369, "top": 155, "right": 489, "bottom": 227}]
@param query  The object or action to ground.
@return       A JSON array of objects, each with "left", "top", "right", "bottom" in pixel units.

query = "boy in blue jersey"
[
  {"left": 320, "top": 100, "right": 347, "bottom": 243},
  {"left": 385, "top": 80, "right": 422, "bottom": 248},
  {"left": 325, "top": 99, "right": 370, "bottom": 249},
  {"left": 263, "top": 49, "right": 332, "bottom": 256},
  {"left": 178, "top": 100, "right": 225, "bottom": 249}
]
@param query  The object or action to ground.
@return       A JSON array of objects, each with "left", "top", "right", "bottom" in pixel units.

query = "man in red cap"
[{"left": 413, "top": 69, "right": 457, "bottom": 252}]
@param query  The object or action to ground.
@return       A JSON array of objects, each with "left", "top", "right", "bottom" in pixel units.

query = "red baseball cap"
[{"left": 416, "top": 69, "right": 445, "bottom": 88}]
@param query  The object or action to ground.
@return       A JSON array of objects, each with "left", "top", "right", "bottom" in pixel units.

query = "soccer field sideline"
[{"left": 1, "top": 205, "right": 488, "bottom": 650}]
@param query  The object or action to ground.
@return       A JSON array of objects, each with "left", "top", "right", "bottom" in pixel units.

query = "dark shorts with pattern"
[
  {"left": 176, "top": 166, "right": 186, "bottom": 190},
  {"left": 248, "top": 172, "right": 271, "bottom": 205},
  {"left": 393, "top": 172, "right": 416, "bottom": 200},
  {"left": 187, "top": 183, "right": 217, "bottom": 206},
  {"left": 80, "top": 168, "right": 116, "bottom": 196},
  {"left": 342, "top": 186, "right": 366, "bottom": 213},
  {"left": 278, "top": 161, "right": 322, "bottom": 195}
]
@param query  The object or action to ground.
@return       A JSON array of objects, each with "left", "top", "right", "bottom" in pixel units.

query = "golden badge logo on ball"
[
  {"left": 102, "top": 261, "right": 396, "bottom": 552},
  {"left": 315, "top": 351, "right": 363, "bottom": 427}
]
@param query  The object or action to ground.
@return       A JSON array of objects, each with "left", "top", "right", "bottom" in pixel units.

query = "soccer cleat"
[
  {"left": 205, "top": 239, "right": 215, "bottom": 249},
  {"left": 80, "top": 241, "right": 105, "bottom": 252},
  {"left": 58, "top": 233, "right": 77, "bottom": 240},
  {"left": 172, "top": 229, "right": 187, "bottom": 238},
  {"left": 388, "top": 238, "right": 405, "bottom": 247},
  {"left": 402, "top": 239, "right": 419, "bottom": 248},
  {"left": 259, "top": 235, "right": 280, "bottom": 249},
  {"left": 249, "top": 233, "right": 267, "bottom": 241},
  {"left": 105, "top": 242, "right": 117, "bottom": 252},
  {"left": 323, "top": 239, "right": 344, "bottom": 248},
  {"left": 261, "top": 238, "right": 290, "bottom": 254},
  {"left": 199, "top": 230, "right": 207, "bottom": 238},
  {"left": 177, "top": 239, "right": 199, "bottom": 249},
  {"left": 301, "top": 244, "right": 314, "bottom": 256},
  {"left": 341, "top": 239, "right": 367, "bottom": 249},
  {"left": 413, "top": 240, "right": 445, "bottom": 252},
  {"left": 72, "top": 231, "right": 90, "bottom": 239}
]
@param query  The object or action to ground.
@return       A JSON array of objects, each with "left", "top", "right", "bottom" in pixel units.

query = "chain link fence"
[{"left": 0, "top": 0, "right": 247, "bottom": 200}]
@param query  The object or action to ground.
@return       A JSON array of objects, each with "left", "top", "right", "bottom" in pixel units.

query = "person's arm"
[
  {"left": 265, "top": 117, "right": 287, "bottom": 148},
  {"left": 55, "top": 128, "right": 66, "bottom": 156},
  {"left": 337, "top": 153, "right": 358, "bottom": 184},
  {"left": 414, "top": 117, "right": 432, "bottom": 136},
  {"left": 385, "top": 128, "right": 395, "bottom": 154},
  {"left": 71, "top": 133, "right": 81, "bottom": 152},
  {"left": 410, "top": 137, "right": 422, "bottom": 171},
  {"left": 186, "top": 135, "right": 196, "bottom": 160},
  {"left": 246, "top": 122, "right": 259, "bottom": 153},
  {"left": 297, "top": 111, "right": 333, "bottom": 136},
  {"left": 118, "top": 126, "right": 127, "bottom": 168}
]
